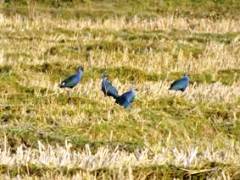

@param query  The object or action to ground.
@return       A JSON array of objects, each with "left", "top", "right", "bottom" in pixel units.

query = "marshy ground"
[{"left": 0, "top": 0, "right": 240, "bottom": 179}]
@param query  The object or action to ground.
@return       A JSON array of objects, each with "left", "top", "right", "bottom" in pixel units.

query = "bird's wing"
[
  {"left": 117, "top": 91, "right": 135, "bottom": 108},
  {"left": 102, "top": 79, "right": 118, "bottom": 98},
  {"left": 122, "top": 91, "right": 135, "bottom": 103},
  {"left": 61, "top": 74, "right": 79, "bottom": 87},
  {"left": 170, "top": 78, "right": 186, "bottom": 89},
  {"left": 107, "top": 86, "right": 118, "bottom": 98}
]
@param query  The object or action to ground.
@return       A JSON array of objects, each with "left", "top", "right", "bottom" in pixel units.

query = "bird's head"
[
  {"left": 77, "top": 66, "right": 84, "bottom": 72},
  {"left": 101, "top": 73, "right": 108, "bottom": 79},
  {"left": 183, "top": 73, "right": 189, "bottom": 78},
  {"left": 131, "top": 87, "right": 139, "bottom": 91},
  {"left": 130, "top": 87, "right": 138, "bottom": 97},
  {"left": 133, "top": 88, "right": 140, "bottom": 101}
]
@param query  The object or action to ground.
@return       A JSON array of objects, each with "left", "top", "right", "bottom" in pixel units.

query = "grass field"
[{"left": 0, "top": 0, "right": 240, "bottom": 179}]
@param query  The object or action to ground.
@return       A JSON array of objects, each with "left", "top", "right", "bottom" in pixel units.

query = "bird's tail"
[
  {"left": 59, "top": 83, "right": 64, "bottom": 88},
  {"left": 59, "top": 81, "right": 66, "bottom": 88},
  {"left": 112, "top": 94, "right": 120, "bottom": 101}
]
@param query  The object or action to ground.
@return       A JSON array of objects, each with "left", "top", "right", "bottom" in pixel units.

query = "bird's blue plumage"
[
  {"left": 115, "top": 89, "right": 136, "bottom": 108},
  {"left": 169, "top": 74, "right": 189, "bottom": 91},
  {"left": 59, "top": 66, "right": 84, "bottom": 88},
  {"left": 101, "top": 76, "right": 118, "bottom": 99}
]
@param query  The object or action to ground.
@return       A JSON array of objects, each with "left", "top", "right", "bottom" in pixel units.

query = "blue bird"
[
  {"left": 115, "top": 89, "right": 136, "bottom": 108},
  {"left": 59, "top": 66, "right": 84, "bottom": 89},
  {"left": 101, "top": 74, "right": 118, "bottom": 99},
  {"left": 169, "top": 74, "right": 189, "bottom": 92}
]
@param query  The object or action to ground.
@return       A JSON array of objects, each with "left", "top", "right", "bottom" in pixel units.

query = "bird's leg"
[{"left": 67, "top": 90, "right": 72, "bottom": 103}]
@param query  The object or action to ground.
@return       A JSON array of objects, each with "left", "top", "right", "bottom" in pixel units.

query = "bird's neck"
[{"left": 77, "top": 71, "right": 82, "bottom": 75}]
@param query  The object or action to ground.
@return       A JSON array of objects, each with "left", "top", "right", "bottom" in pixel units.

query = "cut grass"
[
  {"left": 0, "top": 0, "right": 240, "bottom": 178},
  {"left": 1, "top": 0, "right": 240, "bottom": 19}
]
